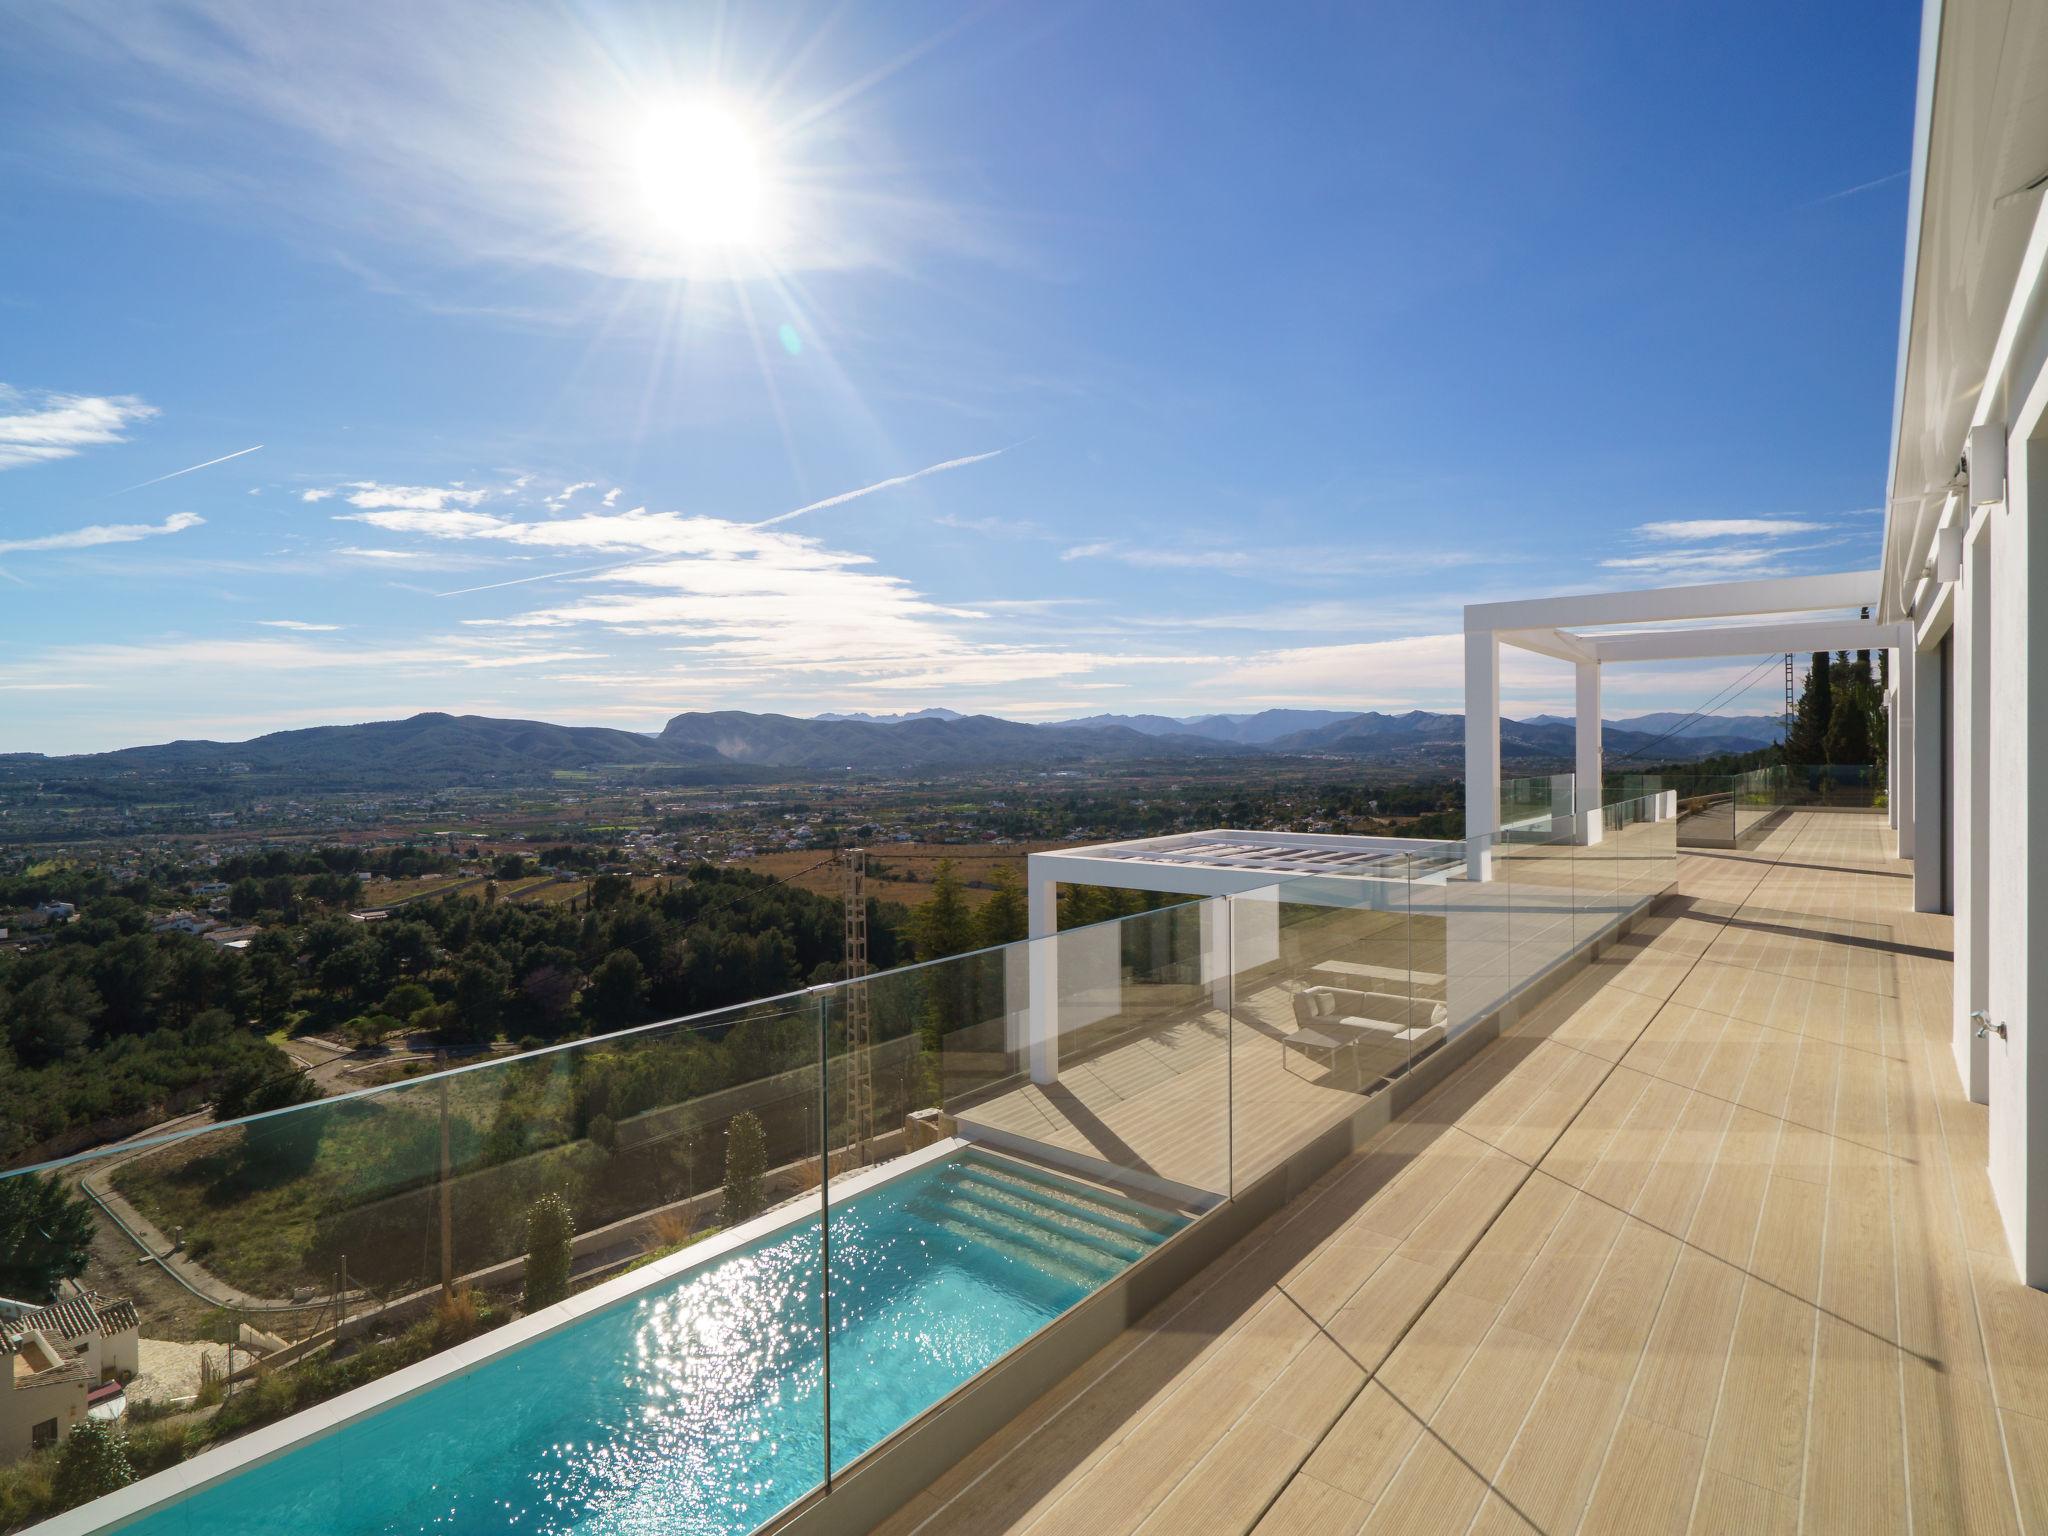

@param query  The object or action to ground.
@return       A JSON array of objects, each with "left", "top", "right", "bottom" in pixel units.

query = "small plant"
[
  {"left": 649, "top": 1209, "right": 701, "bottom": 1251},
  {"left": 52, "top": 1420, "right": 132, "bottom": 1508},
  {"left": 720, "top": 1111, "right": 767, "bottom": 1226},
  {"left": 521, "top": 1193, "right": 576, "bottom": 1312},
  {"left": 587, "top": 1113, "right": 617, "bottom": 1153},
  {"left": 431, "top": 1286, "right": 482, "bottom": 1347}
]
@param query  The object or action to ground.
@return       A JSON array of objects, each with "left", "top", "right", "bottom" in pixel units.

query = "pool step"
[
  {"left": 956, "top": 1157, "right": 1185, "bottom": 1237},
  {"left": 941, "top": 1186, "right": 1149, "bottom": 1265},
  {"left": 944, "top": 1172, "right": 1159, "bottom": 1255},
  {"left": 914, "top": 1205, "right": 1117, "bottom": 1292}
]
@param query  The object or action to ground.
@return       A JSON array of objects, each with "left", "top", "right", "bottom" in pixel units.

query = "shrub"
[
  {"left": 431, "top": 1286, "right": 482, "bottom": 1348},
  {"left": 587, "top": 1113, "right": 617, "bottom": 1153},
  {"left": 52, "top": 1420, "right": 132, "bottom": 1508},
  {"left": 720, "top": 1111, "right": 767, "bottom": 1226},
  {"left": 521, "top": 1193, "right": 575, "bottom": 1312}
]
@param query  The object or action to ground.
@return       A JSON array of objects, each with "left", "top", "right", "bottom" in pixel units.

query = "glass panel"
[
  {"left": 1499, "top": 772, "right": 1575, "bottom": 830},
  {"left": 0, "top": 994, "right": 830, "bottom": 1536},
  {"left": 1226, "top": 854, "right": 1440, "bottom": 1191},
  {"left": 828, "top": 919, "right": 1200, "bottom": 1476}
]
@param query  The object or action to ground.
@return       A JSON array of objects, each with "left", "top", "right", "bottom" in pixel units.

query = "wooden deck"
[
  {"left": 875, "top": 812, "right": 2048, "bottom": 1536},
  {"left": 954, "top": 971, "right": 1378, "bottom": 1198}
]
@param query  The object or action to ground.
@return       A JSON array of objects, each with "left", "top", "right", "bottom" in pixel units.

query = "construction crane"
[{"left": 840, "top": 848, "right": 874, "bottom": 1165}]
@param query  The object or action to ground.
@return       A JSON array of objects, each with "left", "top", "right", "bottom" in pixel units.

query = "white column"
[
  {"left": 1956, "top": 524, "right": 1992, "bottom": 1102},
  {"left": 1199, "top": 900, "right": 1230, "bottom": 1014},
  {"left": 1575, "top": 659, "right": 1603, "bottom": 844},
  {"left": 1886, "top": 680, "right": 1899, "bottom": 829},
  {"left": 1896, "top": 647, "right": 1917, "bottom": 862},
  {"left": 1464, "top": 629, "right": 1501, "bottom": 879},
  {"left": 1912, "top": 642, "right": 1945, "bottom": 913},
  {"left": 1026, "top": 862, "right": 1059, "bottom": 1085}
]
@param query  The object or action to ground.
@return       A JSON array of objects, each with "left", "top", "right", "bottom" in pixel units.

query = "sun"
[{"left": 630, "top": 99, "right": 770, "bottom": 251}]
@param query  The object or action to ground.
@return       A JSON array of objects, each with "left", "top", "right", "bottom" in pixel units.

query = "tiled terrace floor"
[{"left": 876, "top": 812, "right": 2048, "bottom": 1536}]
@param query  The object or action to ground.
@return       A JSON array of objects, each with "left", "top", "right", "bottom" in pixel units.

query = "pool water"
[{"left": 112, "top": 1150, "right": 1186, "bottom": 1536}]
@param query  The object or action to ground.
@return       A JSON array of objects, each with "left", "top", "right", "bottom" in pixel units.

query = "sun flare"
[{"left": 629, "top": 100, "right": 770, "bottom": 251}]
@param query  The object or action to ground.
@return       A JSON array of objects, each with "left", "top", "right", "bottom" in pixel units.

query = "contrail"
[
  {"left": 435, "top": 558, "right": 648, "bottom": 599},
  {"left": 1802, "top": 169, "right": 1906, "bottom": 208},
  {"left": 752, "top": 446, "right": 1011, "bottom": 527},
  {"left": 108, "top": 444, "right": 264, "bottom": 496}
]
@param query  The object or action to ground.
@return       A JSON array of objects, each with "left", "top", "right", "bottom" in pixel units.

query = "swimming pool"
[{"left": 99, "top": 1148, "right": 1187, "bottom": 1536}]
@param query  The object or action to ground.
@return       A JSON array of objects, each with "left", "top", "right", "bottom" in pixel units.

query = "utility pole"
[{"left": 841, "top": 848, "right": 874, "bottom": 1165}]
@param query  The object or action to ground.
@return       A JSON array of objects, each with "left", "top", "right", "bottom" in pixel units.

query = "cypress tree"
[{"left": 521, "top": 1192, "right": 575, "bottom": 1311}]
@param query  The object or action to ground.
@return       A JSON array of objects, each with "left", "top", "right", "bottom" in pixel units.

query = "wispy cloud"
[
  {"left": 0, "top": 511, "right": 203, "bottom": 555},
  {"left": 753, "top": 448, "right": 1010, "bottom": 528},
  {"left": 1063, "top": 539, "right": 1488, "bottom": 578},
  {"left": 1634, "top": 517, "right": 1828, "bottom": 540},
  {"left": 301, "top": 489, "right": 334, "bottom": 503},
  {"left": 108, "top": 443, "right": 261, "bottom": 495},
  {"left": 1599, "top": 547, "right": 1789, "bottom": 581},
  {"left": 343, "top": 481, "right": 489, "bottom": 512},
  {"left": 936, "top": 511, "right": 1047, "bottom": 538},
  {"left": 1063, "top": 540, "right": 1255, "bottom": 571},
  {"left": 0, "top": 386, "right": 157, "bottom": 470},
  {"left": 256, "top": 619, "right": 342, "bottom": 632}
]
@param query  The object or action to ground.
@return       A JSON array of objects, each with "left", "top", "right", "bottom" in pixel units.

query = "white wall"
[
  {"left": 1955, "top": 521, "right": 1992, "bottom": 1102},
  {"left": 1988, "top": 421, "right": 2048, "bottom": 1286}
]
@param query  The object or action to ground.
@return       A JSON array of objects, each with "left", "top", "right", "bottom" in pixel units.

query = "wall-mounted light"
[
  {"left": 1937, "top": 519, "right": 1963, "bottom": 582},
  {"left": 1969, "top": 423, "right": 2007, "bottom": 506}
]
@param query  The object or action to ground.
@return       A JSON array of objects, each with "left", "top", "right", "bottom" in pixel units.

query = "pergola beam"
[
  {"left": 1498, "top": 626, "right": 1598, "bottom": 664},
  {"left": 1466, "top": 569, "right": 1881, "bottom": 634}
]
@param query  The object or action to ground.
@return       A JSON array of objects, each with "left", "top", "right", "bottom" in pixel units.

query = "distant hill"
[
  {"left": 1520, "top": 712, "right": 1784, "bottom": 742},
  {"left": 1267, "top": 710, "right": 1779, "bottom": 767},
  {"left": 0, "top": 713, "right": 741, "bottom": 796},
  {"left": 0, "top": 703, "right": 1777, "bottom": 798},
  {"left": 657, "top": 711, "right": 1248, "bottom": 771},
  {"left": 1048, "top": 708, "right": 1357, "bottom": 744},
  {"left": 811, "top": 708, "right": 966, "bottom": 725}
]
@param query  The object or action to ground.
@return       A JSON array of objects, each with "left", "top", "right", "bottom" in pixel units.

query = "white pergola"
[
  {"left": 1464, "top": 570, "right": 1909, "bottom": 875},
  {"left": 1023, "top": 830, "right": 1454, "bottom": 1085}
]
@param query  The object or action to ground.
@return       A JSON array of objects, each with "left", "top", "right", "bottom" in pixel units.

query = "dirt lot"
[{"left": 740, "top": 842, "right": 1053, "bottom": 908}]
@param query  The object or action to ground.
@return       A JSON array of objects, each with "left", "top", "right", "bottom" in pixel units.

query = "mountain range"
[{"left": 0, "top": 705, "right": 1780, "bottom": 796}]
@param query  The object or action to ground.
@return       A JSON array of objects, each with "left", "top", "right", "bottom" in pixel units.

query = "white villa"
[{"left": 2, "top": 1295, "right": 140, "bottom": 1465}]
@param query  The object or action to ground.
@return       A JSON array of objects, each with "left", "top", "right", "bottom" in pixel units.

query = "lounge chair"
[{"left": 1282, "top": 986, "right": 1449, "bottom": 1085}]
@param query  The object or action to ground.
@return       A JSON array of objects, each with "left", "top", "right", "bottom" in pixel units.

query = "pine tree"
[
  {"left": 1786, "top": 652, "right": 1832, "bottom": 765},
  {"left": 910, "top": 860, "right": 976, "bottom": 961},
  {"left": 976, "top": 865, "right": 1027, "bottom": 948}
]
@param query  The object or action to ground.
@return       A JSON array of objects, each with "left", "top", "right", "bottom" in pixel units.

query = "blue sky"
[{"left": 0, "top": 1, "right": 1916, "bottom": 754}]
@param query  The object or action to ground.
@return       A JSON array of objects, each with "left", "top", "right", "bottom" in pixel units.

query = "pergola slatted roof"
[{"left": 1031, "top": 829, "right": 1461, "bottom": 896}]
